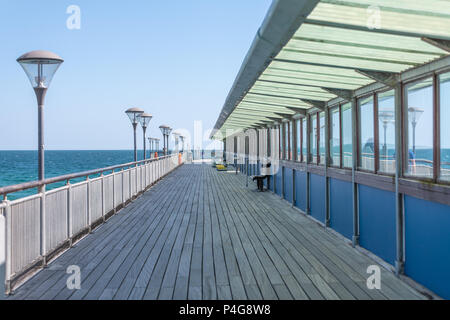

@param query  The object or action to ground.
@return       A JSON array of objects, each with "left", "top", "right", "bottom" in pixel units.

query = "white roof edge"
[{"left": 211, "top": 0, "right": 320, "bottom": 139}]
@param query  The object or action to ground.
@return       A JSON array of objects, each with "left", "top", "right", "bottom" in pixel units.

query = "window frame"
[
  {"left": 328, "top": 104, "right": 341, "bottom": 168},
  {"left": 357, "top": 92, "right": 376, "bottom": 173},
  {"left": 375, "top": 88, "right": 396, "bottom": 176}
]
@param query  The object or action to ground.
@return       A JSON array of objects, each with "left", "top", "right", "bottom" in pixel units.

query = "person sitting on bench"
[{"left": 252, "top": 162, "right": 271, "bottom": 192}]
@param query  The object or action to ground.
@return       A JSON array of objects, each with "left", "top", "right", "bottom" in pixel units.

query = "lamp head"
[
  {"left": 138, "top": 113, "right": 153, "bottom": 128},
  {"left": 125, "top": 107, "right": 144, "bottom": 125},
  {"left": 17, "top": 50, "right": 63, "bottom": 89}
]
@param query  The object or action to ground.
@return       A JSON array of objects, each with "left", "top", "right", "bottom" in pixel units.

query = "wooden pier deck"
[{"left": 8, "top": 164, "right": 426, "bottom": 300}]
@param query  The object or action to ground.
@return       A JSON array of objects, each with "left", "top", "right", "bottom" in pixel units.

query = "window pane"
[
  {"left": 284, "top": 123, "right": 289, "bottom": 159},
  {"left": 378, "top": 90, "right": 396, "bottom": 174},
  {"left": 405, "top": 78, "right": 433, "bottom": 178},
  {"left": 302, "top": 118, "right": 307, "bottom": 162},
  {"left": 289, "top": 121, "right": 293, "bottom": 160},
  {"left": 342, "top": 103, "right": 352, "bottom": 168},
  {"left": 330, "top": 107, "right": 340, "bottom": 167},
  {"left": 358, "top": 95, "right": 374, "bottom": 171},
  {"left": 440, "top": 72, "right": 450, "bottom": 181},
  {"left": 296, "top": 119, "right": 301, "bottom": 161},
  {"left": 319, "top": 112, "right": 325, "bottom": 165},
  {"left": 310, "top": 114, "right": 317, "bottom": 163}
]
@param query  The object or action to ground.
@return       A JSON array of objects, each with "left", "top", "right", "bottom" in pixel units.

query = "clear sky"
[{"left": 0, "top": 0, "right": 272, "bottom": 150}]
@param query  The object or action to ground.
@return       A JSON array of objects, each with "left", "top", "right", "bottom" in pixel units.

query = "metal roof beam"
[
  {"left": 421, "top": 37, "right": 450, "bottom": 53},
  {"left": 321, "top": 88, "right": 354, "bottom": 101},
  {"left": 355, "top": 69, "right": 400, "bottom": 87},
  {"left": 300, "top": 99, "right": 326, "bottom": 110}
]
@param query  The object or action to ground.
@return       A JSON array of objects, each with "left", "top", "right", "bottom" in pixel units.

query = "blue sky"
[{"left": 0, "top": 0, "right": 272, "bottom": 150}]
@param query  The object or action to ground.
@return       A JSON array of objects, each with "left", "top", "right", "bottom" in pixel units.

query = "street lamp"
[
  {"left": 378, "top": 110, "right": 395, "bottom": 159},
  {"left": 159, "top": 125, "right": 172, "bottom": 156},
  {"left": 17, "top": 50, "right": 64, "bottom": 181},
  {"left": 125, "top": 107, "right": 144, "bottom": 162},
  {"left": 138, "top": 113, "right": 152, "bottom": 159},
  {"left": 408, "top": 107, "right": 424, "bottom": 155}
]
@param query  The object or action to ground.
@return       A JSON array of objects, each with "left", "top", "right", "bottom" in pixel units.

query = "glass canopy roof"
[{"left": 213, "top": 0, "right": 450, "bottom": 139}]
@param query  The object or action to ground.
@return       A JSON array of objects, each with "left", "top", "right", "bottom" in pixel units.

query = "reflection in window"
[
  {"left": 330, "top": 107, "right": 340, "bottom": 167},
  {"left": 440, "top": 72, "right": 450, "bottom": 181},
  {"left": 296, "top": 119, "right": 301, "bottom": 161},
  {"left": 405, "top": 78, "right": 433, "bottom": 178},
  {"left": 319, "top": 112, "right": 325, "bottom": 165},
  {"left": 310, "top": 114, "right": 317, "bottom": 163},
  {"left": 302, "top": 118, "right": 307, "bottom": 162},
  {"left": 342, "top": 103, "right": 352, "bottom": 168},
  {"left": 358, "top": 95, "right": 374, "bottom": 171},
  {"left": 378, "top": 90, "right": 396, "bottom": 174}
]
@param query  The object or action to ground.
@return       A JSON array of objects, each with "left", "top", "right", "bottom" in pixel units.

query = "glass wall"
[
  {"left": 330, "top": 106, "right": 340, "bottom": 167},
  {"left": 302, "top": 118, "right": 307, "bottom": 162},
  {"left": 358, "top": 95, "right": 375, "bottom": 171},
  {"left": 319, "top": 112, "right": 325, "bottom": 165},
  {"left": 440, "top": 72, "right": 450, "bottom": 181},
  {"left": 310, "top": 114, "right": 317, "bottom": 163},
  {"left": 405, "top": 77, "right": 433, "bottom": 178},
  {"left": 342, "top": 103, "right": 352, "bottom": 168},
  {"left": 377, "top": 90, "right": 396, "bottom": 174}
]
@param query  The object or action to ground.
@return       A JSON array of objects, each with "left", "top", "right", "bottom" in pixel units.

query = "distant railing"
[{"left": 0, "top": 153, "right": 186, "bottom": 294}]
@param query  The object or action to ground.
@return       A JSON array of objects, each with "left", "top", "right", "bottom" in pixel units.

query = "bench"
[{"left": 252, "top": 163, "right": 272, "bottom": 192}]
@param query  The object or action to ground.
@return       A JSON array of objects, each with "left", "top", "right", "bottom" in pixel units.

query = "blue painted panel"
[
  {"left": 284, "top": 168, "right": 293, "bottom": 203},
  {"left": 268, "top": 175, "right": 274, "bottom": 191},
  {"left": 275, "top": 167, "right": 282, "bottom": 196},
  {"left": 295, "top": 171, "right": 307, "bottom": 211},
  {"left": 358, "top": 185, "right": 396, "bottom": 265},
  {"left": 404, "top": 196, "right": 450, "bottom": 299},
  {"left": 310, "top": 174, "right": 326, "bottom": 223},
  {"left": 329, "top": 178, "right": 353, "bottom": 240}
]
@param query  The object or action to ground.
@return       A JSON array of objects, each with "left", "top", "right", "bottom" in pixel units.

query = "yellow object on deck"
[{"left": 216, "top": 164, "right": 227, "bottom": 171}]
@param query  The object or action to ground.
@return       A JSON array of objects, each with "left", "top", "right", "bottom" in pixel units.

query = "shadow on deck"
[{"left": 8, "top": 164, "right": 426, "bottom": 300}]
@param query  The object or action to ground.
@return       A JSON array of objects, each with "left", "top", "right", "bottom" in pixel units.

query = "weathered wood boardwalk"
[{"left": 9, "top": 164, "right": 426, "bottom": 300}]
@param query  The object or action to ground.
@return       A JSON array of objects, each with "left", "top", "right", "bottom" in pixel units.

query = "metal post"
[
  {"left": 133, "top": 123, "right": 138, "bottom": 162},
  {"left": 351, "top": 97, "right": 359, "bottom": 247},
  {"left": 306, "top": 117, "right": 310, "bottom": 215},
  {"left": 67, "top": 180, "right": 73, "bottom": 246},
  {"left": 325, "top": 106, "right": 330, "bottom": 227},
  {"left": 394, "top": 83, "right": 404, "bottom": 275},
  {"left": 143, "top": 127, "right": 147, "bottom": 160},
  {"left": 2, "top": 200, "right": 11, "bottom": 296},
  {"left": 35, "top": 87, "right": 47, "bottom": 182}
]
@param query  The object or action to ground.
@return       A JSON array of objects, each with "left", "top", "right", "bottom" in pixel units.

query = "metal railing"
[{"left": 0, "top": 153, "right": 184, "bottom": 294}]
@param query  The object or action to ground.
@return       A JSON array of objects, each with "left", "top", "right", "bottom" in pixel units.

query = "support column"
[
  {"left": 351, "top": 97, "right": 359, "bottom": 247},
  {"left": 394, "top": 82, "right": 405, "bottom": 275},
  {"left": 306, "top": 115, "right": 311, "bottom": 215},
  {"left": 325, "top": 106, "right": 330, "bottom": 227}
]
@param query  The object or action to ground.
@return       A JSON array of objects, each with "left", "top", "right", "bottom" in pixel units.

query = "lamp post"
[
  {"left": 155, "top": 138, "right": 160, "bottom": 157},
  {"left": 138, "top": 113, "right": 152, "bottom": 159},
  {"left": 159, "top": 125, "right": 172, "bottom": 156},
  {"left": 17, "top": 51, "right": 64, "bottom": 182},
  {"left": 379, "top": 110, "right": 395, "bottom": 159},
  {"left": 180, "top": 136, "right": 184, "bottom": 152},
  {"left": 148, "top": 137, "right": 153, "bottom": 158},
  {"left": 408, "top": 107, "right": 424, "bottom": 155},
  {"left": 125, "top": 108, "right": 144, "bottom": 162},
  {"left": 173, "top": 133, "right": 180, "bottom": 153}
]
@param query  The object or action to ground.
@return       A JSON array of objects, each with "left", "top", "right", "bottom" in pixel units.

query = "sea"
[{"left": 0, "top": 150, "right": 215, "bottom": 200}]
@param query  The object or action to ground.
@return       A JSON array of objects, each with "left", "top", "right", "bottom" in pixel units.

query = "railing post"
[
  {"left": 101, "top": 173, "right": 105, "bottom": 222},
  {"left": 112, "top": 170, "right": 116, "bottom": 213},
  {"left": 40, "top": 185, "right": 47, "bottom": 267},
  {"left": 129, "top": 166, "right": 132, "bottom": 201},
  {"left": 67, "top": 180, "right": 73, "bottom": 247},
  {"left": 122, "top": 168, "right": 125, "bottom": 207},
  {"left": 2, "top": 199, "right": 11, "bottom": 296},
  {"left": 86, "top": 176, "right": 92, "bottom": 233}
]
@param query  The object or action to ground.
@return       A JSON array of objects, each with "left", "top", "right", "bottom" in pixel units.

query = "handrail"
[{"left": 0, "top": 154, "right": 174, "bottom": 198}]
